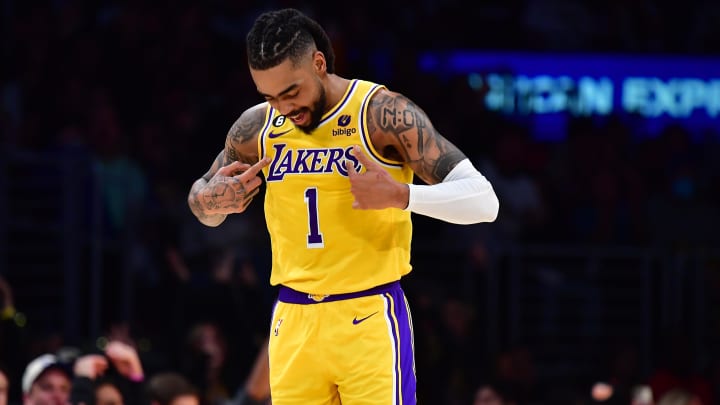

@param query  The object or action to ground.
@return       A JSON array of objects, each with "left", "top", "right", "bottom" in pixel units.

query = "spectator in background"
[
  {"left": 657, "top": 388, "right": 703, "bottom": 405},
  {"left": 472, "top": 378, "right": 517, "bottom": 405},
  {"left": 647, "top": 331, "right": 713, "bottom": 405},
  {"left": 94, "top": 379, "right": 125, "bottom": 405},
  {"left": 180, "top": 322, "right": 234, "bottom": 405},
  {"left": 69, "top": 352, "right": 108, "bottom": 402},
  {"left": 86, "top": 89, "right": 151, "bottom": 326},
  {"left": 493, "top": 345, "right": 544, "bottom": 405},
  {"left": 0, "top": 366, "right": 8, "bottom": 405},
  {"left": 145, "top": 372, "right": 200, "bottom": 405},
  {"left": 438, "top": 298, "right": 485, "bottom": 405},
  {"left": 21, "top": 354, "right": 72, "bottom": 405},
  {"left": 87, "top": 90, "right": 149, "bottom": 239},
  {"left": 231, "top": 338, "right": 270, "bottom": 405},
  {"left": 0, "top": 276, "right": 25, "bottom": 401},
  {"left": 70, "top": 340, "right": 145, "bottom": 405},
  {"left": 596, "top": 341, "right": 642, "bottom": 405}
]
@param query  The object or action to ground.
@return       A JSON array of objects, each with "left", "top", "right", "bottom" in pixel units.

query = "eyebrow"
[{"left": 258, "top": 83, "right": 299, "bottom": 99}]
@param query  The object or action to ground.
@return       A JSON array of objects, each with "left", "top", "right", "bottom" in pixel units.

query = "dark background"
[{"left": 1, "top": 1, "right": 719, "bottom": 404}]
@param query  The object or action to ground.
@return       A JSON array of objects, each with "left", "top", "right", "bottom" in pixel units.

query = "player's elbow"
[
  {"left": 467, "top": 191, "right": 499, "bottom": 224},
  {"left": 482, "top": 192, "right": 500, "bottom": 223},
  {"left": 445, "top": 191, "right": 499, "bottom": 225}
]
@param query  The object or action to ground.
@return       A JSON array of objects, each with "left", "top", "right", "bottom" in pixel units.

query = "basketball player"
[{"left": 187, "top": 8, "right": 499, "bottom": 405}]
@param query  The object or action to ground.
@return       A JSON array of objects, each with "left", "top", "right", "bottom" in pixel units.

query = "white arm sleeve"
[{"left": 405, "top": 158, "right": 499, "bottom": 224}]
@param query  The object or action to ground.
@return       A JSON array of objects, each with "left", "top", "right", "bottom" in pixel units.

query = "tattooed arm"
[
  {"left": 365, "top": 89, "right": 466, "bottom": 184},
  {"left": 187, "top": 105, "right": 270, "bottom": 227},
  {"left": 348, "top": 89, "right": 499, "bottom": 224}
]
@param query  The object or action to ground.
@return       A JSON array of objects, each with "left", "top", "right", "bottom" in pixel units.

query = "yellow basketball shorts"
[{"left": 268, "top": 281, "right": 417, "bottom": 405}]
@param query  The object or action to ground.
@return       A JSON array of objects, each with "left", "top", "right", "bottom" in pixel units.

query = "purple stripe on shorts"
[
  {"left": 384, "top": 289, "right": 417, "bottom": 405},
  {"left": 277, "top": 281, "right": 401, "bottom": 304}
]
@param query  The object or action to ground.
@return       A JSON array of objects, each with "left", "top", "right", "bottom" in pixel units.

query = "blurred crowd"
[{"left": 1, "top": 0, "right": 720, "bottom": 404}]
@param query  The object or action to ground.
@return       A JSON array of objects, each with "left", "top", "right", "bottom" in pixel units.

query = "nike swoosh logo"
[
  {"left": 268, "top": 129, "right": 292, "bottom": 138},
  {"left": 352, "top": 311, "right": 378, "bottom": 325}
]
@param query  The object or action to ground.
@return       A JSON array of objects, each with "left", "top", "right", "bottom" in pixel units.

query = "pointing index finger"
[
  {"left": 243, "top": 157, "right": 271, "bottom": 177},
  {"left": 351, "top": 145, "right": 379, "bottom": 170},
  {"left": 218, "top": 160, "right": 246, "bottom": 176}
]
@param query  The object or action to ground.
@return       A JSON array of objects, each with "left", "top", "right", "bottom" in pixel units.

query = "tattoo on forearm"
[
  {"left": 189, "top": 180, "right": 219, "bottom": 222},
  {"left": 433, "top": 149, "right": 465, "bottom": 180},
  {"left": 201, "top": 175, "right": 260, "bottom": 212},
  {"left": 202, "top": 183, "right": 232, "bottom": 210},
  {"left": 189, "top": 106, "right": 268, "bottom": 225}
]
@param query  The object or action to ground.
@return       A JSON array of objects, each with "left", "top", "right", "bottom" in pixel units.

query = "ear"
[{"left": 313, "top": 51, "right": 326, "bottom": 74}]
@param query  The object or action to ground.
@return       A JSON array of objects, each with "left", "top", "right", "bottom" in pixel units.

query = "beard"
[{"left": 295, "top": 80, "right": 327, "bottom": 134}]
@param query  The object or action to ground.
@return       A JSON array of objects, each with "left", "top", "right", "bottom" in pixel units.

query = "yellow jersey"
[{"left": 258, "top": 79, "right": 414, "bottom": 294}]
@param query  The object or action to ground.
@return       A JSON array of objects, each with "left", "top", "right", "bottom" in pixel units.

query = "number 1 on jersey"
[{"left": 304, "top": 187, "right": 324, "bottom": 248}]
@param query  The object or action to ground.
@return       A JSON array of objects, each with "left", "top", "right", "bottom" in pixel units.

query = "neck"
[{"left": 323, "top": 74, "right": 350, "bottom": 112}]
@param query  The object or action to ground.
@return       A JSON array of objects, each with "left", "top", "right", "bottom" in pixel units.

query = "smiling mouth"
[{"left": 288, "top": 111, "right": 306, "bottom": 124}]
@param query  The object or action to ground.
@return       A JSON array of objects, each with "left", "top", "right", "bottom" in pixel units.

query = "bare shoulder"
[
  {"left": 224, "top": 103, "right": 268, "bottom": 165},
  {"left": 365, "top": 88, "right": 466, "bottom": 184}
]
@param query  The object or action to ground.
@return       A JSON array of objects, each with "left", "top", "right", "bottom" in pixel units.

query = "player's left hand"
[{"left": 346, "top": 145, "right": 409, "bottom": 210}]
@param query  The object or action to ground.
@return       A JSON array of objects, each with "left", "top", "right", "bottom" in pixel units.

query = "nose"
[{"left": 276, "top": 100, "right": 296, "bottom": 116}]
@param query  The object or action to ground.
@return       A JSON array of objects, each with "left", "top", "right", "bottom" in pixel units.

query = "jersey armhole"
[
  {"left": 257, "top": 104, "right": 275, "bottom": 164},
  {"left": 359, "top": 85, "right": 404, "bottom": 169}
]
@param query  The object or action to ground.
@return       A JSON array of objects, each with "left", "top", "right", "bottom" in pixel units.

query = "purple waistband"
[{"left": 277, "top": 281, "right": 401, "bottom": 304}]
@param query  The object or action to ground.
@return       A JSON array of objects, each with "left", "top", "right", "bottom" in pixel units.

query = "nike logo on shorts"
[
  {"left": 268, "top": 129, "right": 292, "bottom": 138},
  {"left": 352, "top": 311, "right": 378, "bottom": 325}
]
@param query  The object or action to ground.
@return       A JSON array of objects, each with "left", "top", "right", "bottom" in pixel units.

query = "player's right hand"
[{"left": 202, "top": 158, "right": 270, "bottom": 215}]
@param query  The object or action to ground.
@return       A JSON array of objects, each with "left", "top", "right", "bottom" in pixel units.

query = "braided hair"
[{"left": 246, "top": 8, "right": 336, "bottom": 74}]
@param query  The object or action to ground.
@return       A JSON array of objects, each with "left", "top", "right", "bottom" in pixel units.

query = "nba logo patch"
[
  {"left": 274, "top": 319, "right": 283, "bottom": 336},
  {"left": 308, "top": 294, "right": 329, "bottom": 302}
]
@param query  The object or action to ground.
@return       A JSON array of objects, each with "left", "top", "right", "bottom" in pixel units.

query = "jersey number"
[{"left": 304, "top": 187, "right": 324, "bottom": 248}]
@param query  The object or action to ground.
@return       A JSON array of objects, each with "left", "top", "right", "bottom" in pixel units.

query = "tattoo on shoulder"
[
  {"left": 224, "top": 106, "right": 265, "bottom": 165},
  {"left": 368, "top": 91, "right": 465, "bottom": 182}
]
